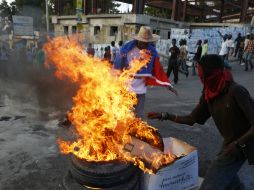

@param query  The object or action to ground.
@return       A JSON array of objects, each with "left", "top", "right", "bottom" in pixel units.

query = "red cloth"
[
  {"left": 198, "top": 65, "right": 233, "bottom": 101},
  {"left": 145, "top": 57, "right": 173, "bottom": 87}
]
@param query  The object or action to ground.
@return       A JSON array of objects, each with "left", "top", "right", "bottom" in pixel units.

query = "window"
[
  {"left": 64, "top": 26, "right": 68, "bottom": 35},
  {"left": 110, "top": 26, "right": 118, "bottom": 36},
  {"left": 94, "top": 26, "right": 100, "bottom": 35},
  {"left": 72, "top": 26, "right": 77, "bottom": 34}
]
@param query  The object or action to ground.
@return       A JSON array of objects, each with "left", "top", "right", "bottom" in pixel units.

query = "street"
[{"left": 0, "top": 60, "right": 253, "bottom": 189}]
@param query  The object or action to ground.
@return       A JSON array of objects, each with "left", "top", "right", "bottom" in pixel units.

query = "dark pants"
[
  {"left": 200, "top": 146, "right": 246, "bottom": 190},
  {"left": 234, "top": 45, "right": 240, "bottom": 57},
  {"left": 192, "top": 60, "right": 198, "bottom": 75},
  {"left": 221, "top": 55, "right": 232, "bottom": 70},
  {"left": 245, "top": 53, "right": 253, "bottom": 71},
  {"left": 178, "top": 59, "right": 189, "bottom": 77},
  {"left": 238, "top": 48, "right": 244, "bottom": 64},
  {"left": 167, "top": 58, "right": 179, "bottom": 84}
]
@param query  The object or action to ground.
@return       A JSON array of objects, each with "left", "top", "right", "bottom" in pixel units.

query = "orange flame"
[{"left": 44, "top": 36, "right": 176, "bottom": 173}]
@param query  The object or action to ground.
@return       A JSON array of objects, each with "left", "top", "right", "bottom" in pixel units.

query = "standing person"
[
  {"left": 87, "top": 43, "right": 95, "bottom": 57},
  {"left": 227, "top": 34, "right": 234, "bottom": 57},
  {"left": 111, "top": 41, "right": 118, "bottom": 63},
  {"left": 244, "top": 33, "right": 254, "bottom": 71},
  {"left": 118, "top": 40, "right": 123, "bottom": 48},
  {"left": 242, "top": 33, "right": 250, "bottom": 66},
  {"left": 113, "top": 26, "right": 177, "bottom": 118},
  {"left": 114, "top": 41, "right": 124, "bottom": 63},
  {"left": 167, "top": 39, "right": 180, "bottom": 84},
  {"left": 34, "top": 42, "right": 45, "bottom": 66},
  {"left": 234, "top": 33, "right": 242, "bottom": 57},
  {"left": 103, "top": 46, "right": 111, "bottom": 62},
  {"left": 190, "top": 40, "right": 202, "bottom": 75},
  {"left": 238, "top": 37, "right": 245, "bottom": 65},
  {"left": 201, "top": 39, "right": 208, "bottom": 57},
  {"left": 219, "top": 35, "right": 231, "bottom": 69},
  {"left": 178, "top": 39, "right": 189, "bottom": 77},
  {"left": 148, "top": 54, "right": 254, "bottom": 190}
]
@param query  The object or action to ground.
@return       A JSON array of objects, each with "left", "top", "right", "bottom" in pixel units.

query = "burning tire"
[{"left": 68, "top": 155, "right": 140, "bottom": 189}]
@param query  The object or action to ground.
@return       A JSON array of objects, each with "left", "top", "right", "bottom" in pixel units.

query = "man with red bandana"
[{"left": 148, "top": 54, "right": 254, "bottom": 190}]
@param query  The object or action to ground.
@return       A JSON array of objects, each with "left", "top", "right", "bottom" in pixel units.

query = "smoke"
[
  {"left": 0, "top": 5, "right": 85, "bottom": 117},
  {"left": 0, "top": 45, "right": 78, "bottom": 115}
]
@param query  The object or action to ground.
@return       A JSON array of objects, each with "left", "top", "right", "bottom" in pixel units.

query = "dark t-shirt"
[
  {"left": 169, "top": 46, "right": 180, "bottom": 59},
  {"left": 193, "top": 45, "right": 202, "bottom": 61},
  {"left": 191, "top": 82, "right": 254, "bottom": 147}
]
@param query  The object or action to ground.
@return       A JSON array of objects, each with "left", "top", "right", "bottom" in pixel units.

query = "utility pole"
[{"left": 45, "top": 0, "right": 49, "bottom": 33}]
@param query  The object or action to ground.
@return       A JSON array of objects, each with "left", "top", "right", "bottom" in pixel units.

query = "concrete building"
[{"left": 51, "top": 14, "right": 188, "bottom": 44}]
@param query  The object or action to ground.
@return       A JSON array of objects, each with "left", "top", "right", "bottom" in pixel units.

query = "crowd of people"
[{"left": 165, "top": 31, "right": 254, "bottom": 85}]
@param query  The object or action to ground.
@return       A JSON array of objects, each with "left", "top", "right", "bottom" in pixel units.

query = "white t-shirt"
[
  {"left": 127, "top": 46, "right": 147, "bottom": 94},
  {"left": 226, "top": 39, "right": 234, "bottom": 48},
  {"left": 219, "top": 41, "right": 229, "bottom": 56}
]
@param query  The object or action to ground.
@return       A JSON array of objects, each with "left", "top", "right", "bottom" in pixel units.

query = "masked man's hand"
[{"left": 221, "top": 142, "right": 238, "bottom": 157}]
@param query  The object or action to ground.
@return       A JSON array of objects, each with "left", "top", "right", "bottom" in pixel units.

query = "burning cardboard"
[{"left": 142, "top": 137, "right": 198, "bottom": 190}]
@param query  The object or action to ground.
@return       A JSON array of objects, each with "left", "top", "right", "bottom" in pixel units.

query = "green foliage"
[
  {"left": 0, "top": 0, "right": 17, "bottom": 19},
  {"left": 109, "top": 1, "right": 121, "bottom": 14},
  {"left": 144, "top": 6, "right": 170, "bottom": 19}
]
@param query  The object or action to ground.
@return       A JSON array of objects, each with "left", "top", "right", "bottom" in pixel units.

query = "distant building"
[{"left": 52, "top": 14, "right": 187, "bottom": 44}]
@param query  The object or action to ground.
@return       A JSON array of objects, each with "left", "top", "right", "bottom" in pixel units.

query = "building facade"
[{"left": 52, "top": 14, "right": 188, "bottom": 44}]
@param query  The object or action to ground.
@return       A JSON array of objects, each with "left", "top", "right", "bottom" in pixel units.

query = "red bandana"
[{"left": 197, "top": 65, "right": 233, "bottom": 101}]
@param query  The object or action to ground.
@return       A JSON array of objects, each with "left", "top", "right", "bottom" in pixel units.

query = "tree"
[
  {"left": 108, "top": 1, "right": 121, "bottom": 14},
  {"left": 0, "top": 0, "right": 17, "bottom": 20},
  {"left": 144, "top": 6, "right": 170, "bottom": 19},
  {"left": 96, "top": 0, "right": 121, "bottom": 14},
  {"left": 12, "top": 0, "right": 55, "bottom": 29}
]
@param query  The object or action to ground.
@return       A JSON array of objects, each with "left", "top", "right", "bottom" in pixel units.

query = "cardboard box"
[{"left": 142, "top": 137, "right": 199, "bottom": 190}]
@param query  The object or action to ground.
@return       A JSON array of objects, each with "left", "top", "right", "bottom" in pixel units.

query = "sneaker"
[{"left": 240, "top": 63, "right": 245, "bottom": 66}]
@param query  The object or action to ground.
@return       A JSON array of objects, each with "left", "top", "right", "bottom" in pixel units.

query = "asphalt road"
[{"left": 0, "top": 59, "right": 253, "bottom": 189}]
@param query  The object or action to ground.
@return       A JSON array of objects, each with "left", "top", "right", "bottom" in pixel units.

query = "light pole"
[{"left": 45, "top": 0, "right": 49, "bottom": 33}]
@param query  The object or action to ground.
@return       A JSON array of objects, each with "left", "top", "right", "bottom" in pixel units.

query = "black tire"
[
  {"left": 69, "top": 155, "right": 140, "bottom": 188},
  {"left": 63, "top": 170, "right": 140, "bottom": 190}
]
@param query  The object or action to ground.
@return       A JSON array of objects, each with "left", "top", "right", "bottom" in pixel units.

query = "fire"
[{"left": 44, "top": 36, "right": 176, "bottom": 173}]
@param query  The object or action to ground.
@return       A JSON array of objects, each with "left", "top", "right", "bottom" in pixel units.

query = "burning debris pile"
[{"left": 44, "top": 36, "right": 177, "bottom": 174}]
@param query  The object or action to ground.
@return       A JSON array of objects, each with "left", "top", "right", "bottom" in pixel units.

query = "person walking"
[
  {"left": 238, "top": 37, "right": 245, "bottom": 65},
  {"left": 190, "top": 40, "right": 202, "bottom": 75},
  {"left": 244, "top": 33, "right": 254, "bottom": 71},
  {"left": 201, "top": 39, "right": 208, "bottom": 57},
  {"left": 234, "top": 33, "right": 242, "bottom": 57},
  {"left": 113, "top": 26, "right": 177, "bottom": 118},
  {"left": 219, "top": 35, "right": 231, "bottom": 69},
  {"left": 178, "top": 39, "right": 189, "bottom": 77},
  {"left": 167, "top": 39, "right": 180, "bottom": 84},
  {"left": 148, "top": 54, "right": 254, "bottom": 190},
  {"left": 111, "top": 41, "right": 117, "bottom": 63},
  {"left": 242, "top": 33, "right": 250, "bottom": 66}
]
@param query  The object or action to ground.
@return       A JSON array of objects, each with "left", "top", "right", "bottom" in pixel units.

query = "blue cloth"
[{"left": 113, "top": 40, "right": 157, "bottom": 76}]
